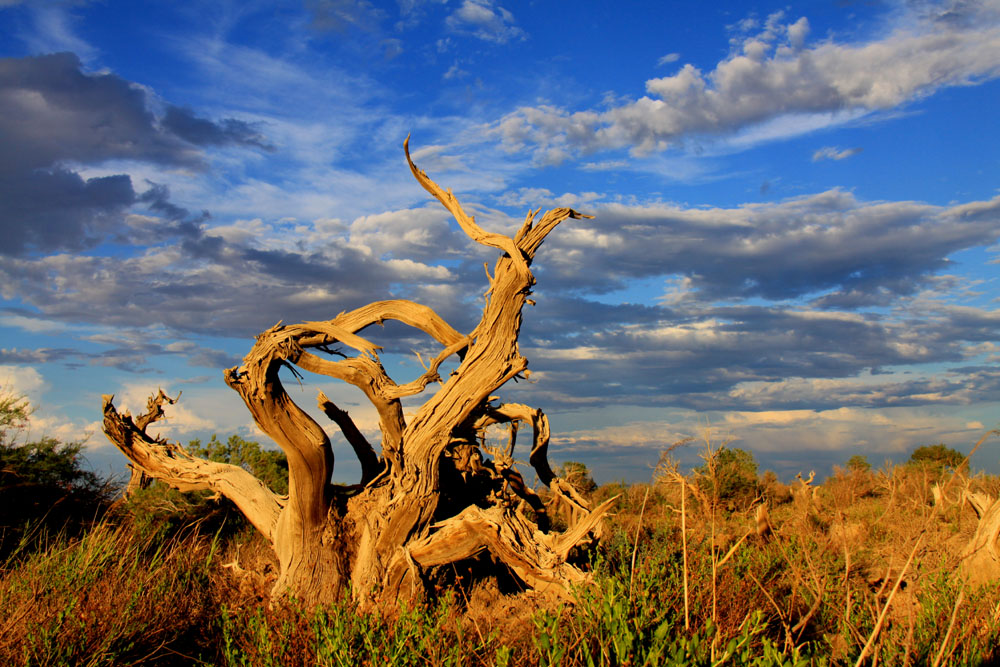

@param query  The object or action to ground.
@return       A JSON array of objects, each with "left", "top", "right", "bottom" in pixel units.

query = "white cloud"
[
  {"left": 551, "top": 405, "right": 988, "bottom": 458},
  {"left": 21, "top": 5, "right": 99, "bottom": 64},
  {"left": 444, "top": 62, "right": 468, "bottom": 80},
  {"left": 812, "top": 146, "right": 863, "bottom": 162},
  {"left": 0, "top": 313, "right": 68, "bottom": 334},
  {"left": 657, "top": 53, "right": 680, "bottom": 66},
  {"left": 0, "top": 364, "right": 47, "bottom": 404},
  {"left": 26, "top": 415, "right": 102, "bottom": 447},
  {"left": 348, "top": 206, "right": 462, "bottom": 261},
  {"left": 116, "top": 384, "right": 214, "bottom": 433},
  {"left": 495, "top": 187, "right": 603, "bottom": 209},
  {"left": 540, "top": 190, "right": 1000, "bottom": 302},
  {"left": 0, "top": 364, "right": 103, "bottom": 447},
  {"left": 446, "top": 0, "right": 525, "bottom": 43},
  {"left": 494, "top": 4, "right": 1000, "bottom": 158}
]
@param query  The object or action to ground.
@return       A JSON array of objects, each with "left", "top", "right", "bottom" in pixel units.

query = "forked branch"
[
  {"left": 405, "top": 137, "right": 530, "bottom": 276},
  {"left": 102, "top": 393, "right": 283, "bottom": 541}
]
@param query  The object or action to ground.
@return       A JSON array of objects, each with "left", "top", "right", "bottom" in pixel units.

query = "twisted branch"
[{"left": 102, "top": 393, "right": 283, "bottom": 541}]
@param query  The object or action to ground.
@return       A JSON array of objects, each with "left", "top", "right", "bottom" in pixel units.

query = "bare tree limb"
[
  {"left": 102, "top": 394, "right": 283, "bottom": 541},
  {"left": 317, "top": 390, "right": 382, "bottom": 486},
  {"left": 408, "top": 504, "right": 588, "bottom": 602},
  {"left": 405, "top": 136, "right": 531, "bottom": 277}
]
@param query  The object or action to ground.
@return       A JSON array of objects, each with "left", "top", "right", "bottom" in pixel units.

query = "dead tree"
[
  {"left": 101, "top": 139, "right": 615, "bottom": 607},
  {"left": 960, "top": 491, "right": 1000, "bottom": 585}
]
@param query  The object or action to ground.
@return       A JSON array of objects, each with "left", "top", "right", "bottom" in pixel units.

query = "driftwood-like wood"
[
  {"left": 102, "top": 139, "right": 609, "bottom": 606},
  {"left": 960, "top": 491, "right": 1000, "bottom": 585}
]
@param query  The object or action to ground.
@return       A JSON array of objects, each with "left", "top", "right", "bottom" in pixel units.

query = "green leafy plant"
[
  {"left": 695, "top": 446, "right": 761, "bottom": 511},
  {"left": 908, "top": 443, "right": 966, "bottom": 471},
  {"left": 555, "top": 460, "right": 598, "bottom": 496},
  {"left": 0, "top": 392, "right": 109, "bottom": 557},
  {"left": 188, "top": 434, "right": 289, "bottom": 495},
  {"left": 846, "top": 455, "right": 871, "bottom": 473}
]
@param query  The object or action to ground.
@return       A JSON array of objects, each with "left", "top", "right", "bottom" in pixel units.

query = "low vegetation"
[{"left": 2, "top": 392, "right": 999, "bottom": 665}]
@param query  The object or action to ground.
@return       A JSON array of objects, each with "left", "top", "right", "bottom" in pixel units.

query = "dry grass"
[{"left": 2, "top": 449, "right": 1000, "bottom": 665}]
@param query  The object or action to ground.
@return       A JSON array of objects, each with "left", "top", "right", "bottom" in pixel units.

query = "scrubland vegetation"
[{"left": 2, "top": 394, "right": 999, "bottom": 666}]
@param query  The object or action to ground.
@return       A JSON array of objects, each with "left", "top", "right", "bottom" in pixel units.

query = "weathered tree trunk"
[
  {"left": 960, "top": 491, "right": 1000, "bottom": 586},
  {"left": 102, "top": 139, "right": 615, "bottom": 607}
]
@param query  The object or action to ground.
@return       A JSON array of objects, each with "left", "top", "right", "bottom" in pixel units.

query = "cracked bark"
[
  {"left": 101, "top": 139, "right": 609, "bottom": 607},
  {"left": 961, "top": 491, "right": 1000, "bottom": 585}
]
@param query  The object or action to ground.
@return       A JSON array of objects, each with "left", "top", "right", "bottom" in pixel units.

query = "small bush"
[
  {"left": 0, "top": 393, "right": 112, "bottom": 558},
  {"left": 908, "top": 443, "right": 966, "bottom": 472},
  {"left": 187, "top": 434, "right": 289, "bottom": 495},
  {"left": 695, "top": 446, "right": 761, "bottom": 511},
  {"left": 555, "top": 461, "right": 597, "bottom": 496}
]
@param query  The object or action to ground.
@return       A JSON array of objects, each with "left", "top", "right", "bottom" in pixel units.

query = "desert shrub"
[
  {"left": 188, "top": 434, "right": 289, "bottom": 495},
  {"left": 759, "top": 469, "right": 793, "bottom": 505},
  {"left": 591, "top": 480, "right": 629, "bottom": 509},
  {"left": 555, "top": 460, "right": 597, "bottom": 496},
  {"left": 695, "top": 446, "right": 761, "bottom": 511},
  {"left": 846, "top": 454, "right": 871, "bottom": 473},
  {"left": 825, "top": 464, "right": 877, "bottom": 509},
  {"left": 908, "top": 443, "right": 966, "bottom": 472},
  {"left": 119, "top": 434, "right": 290, "bottom": 541},
  {"left": 0, "top": 519, "right": 219, "bottom": 665},
  {"left": 218, "top": 593, "right": 498, "bottom": 667},
  {"left": 0, "top": 393, "right": 111, "bottom": 558},
  {"left": 119, "top": 481, "right": 244, "bottom": 544}
]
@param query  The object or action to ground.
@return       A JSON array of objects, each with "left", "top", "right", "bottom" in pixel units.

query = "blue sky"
[{"left": 1, "top": 0, "right": 999, "bottom": 484}]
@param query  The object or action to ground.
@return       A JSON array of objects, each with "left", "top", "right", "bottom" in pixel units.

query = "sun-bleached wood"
[
  {"left": 101, "top": 139, "right": 609, "bottom": 606},
  {"left": 961, "top": 491, "right": 1000, "bottom": 585}
]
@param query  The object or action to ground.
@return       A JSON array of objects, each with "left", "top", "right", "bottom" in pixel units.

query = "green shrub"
[
  {"left": 555, "top": 460, "right": 597, "bottom": 496},
  {"left": 695, "top": 446, "right": 761, "bottom": 511},
  {"left": 908, "top": 443, "right": 965, "bottom": 471},
  {"left": 117, "top": 434, "right": 289, "bottom": 541},
  {"left": 846, "top": 454, "right": 871, "bottom": 473},
  {"left": 0, "top": 393, "right": 110, "bottom": 558},
  {"left": 187, "top": 434, "right": 289, "bottom": 495}
]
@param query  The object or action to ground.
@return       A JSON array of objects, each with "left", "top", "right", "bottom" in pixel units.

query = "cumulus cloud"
[
  {"left": 0, "top": 53, "right": 271, "bottom": 256},
  {"left": 538, "top": 191, "right": 1000, "bottom": 302},
  {"left": 0, "top": 169, "right": 135, "bottom": 256},
  {"left": 0, "top": 205, "right": 468, "bottom": 339},
  {"left": 493, "top": 4, "right": 1000, "bottom": 158},
  {"left": 494, "top": 187, "right": 603, "bottom": 209},
  {"left": 0, "top": 328, "right": 237, "bottom": 372},
  {"left": 446, "top": 0, "right": 525, "bottom": 43},
  {"left": 550, "top": 406, "right": 983, "bottom": 458},
  {"left": 539, "top": 403, "right": 991, "bottom": 482},
  {"left": 0, "top": 348, "right": 78, "bottom": 365},
  {"left": 0, "top": 364, "right": 47, "bottom": 403},
  {"left": 722, "top": 368, "right": 1000, "bottom": 411},
  {"left": 500, "top": 185, "right": 1000, "bottom": 415},
  {"left": 113, "top": 382, "right": 216, "bottom": 438},
  {"left": 0, "top": 53, "right": 198, "bottom": 171},
  {"left": 348, "top": 206, "right": 464, "bottom": 261},
  {"left": 512, "top": 291, "right": 1000, "bottom": 418}
]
